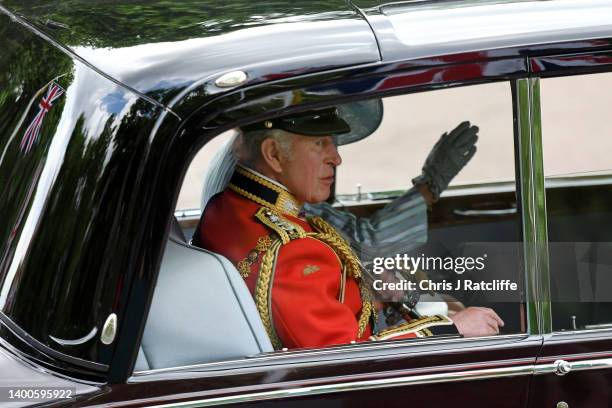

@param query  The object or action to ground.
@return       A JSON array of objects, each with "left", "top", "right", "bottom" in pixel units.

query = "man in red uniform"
[{"left": 195, "top": 103, "right": 503, "bottom": 349}]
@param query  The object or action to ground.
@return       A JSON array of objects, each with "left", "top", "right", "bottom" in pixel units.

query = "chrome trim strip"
[
  {"left": 551, "top": 327, "right": 612, "bottom": 337},
  {"left": 515, "top": 78, "right": 552, "bottom": 335},
  {"left": 539, "top": 351, "right": 612, "bottom": 364},
  {"left": 0, "top": 312, "right": 108, "bottom": 373},
  {"left": 454, "top": 208, "right": 517, "bottom": 217},
  {"left": 442, "top": 183, "right": 516, "bottom": 197},
  {"left": 148, "top": 364, "right": 535, "bottom": 408},
  {"left": 132, "top": 334, "right": 529, "bottom": 377},
  {"left": 545, "top": 172, "right": 612, "bottom": 187},
  {"left": 535, "top": 357, "right": 612, "bottom": 375},
  {"left": 174, "top": 208, "right": 202, "bottom": 219},
  {"left": 49, "top": 327, "right": 98, "bottom": 346},
  {"left": 581, "top": 323, "right": 612, "bottom": 330}
]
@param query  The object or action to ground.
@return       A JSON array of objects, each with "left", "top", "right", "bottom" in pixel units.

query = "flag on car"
[{"left": 20, "top": 81, "right": 65, "bottom": 153}]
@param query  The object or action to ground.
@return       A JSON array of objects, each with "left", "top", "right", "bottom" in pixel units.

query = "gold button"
[{"left": 247, "top": 250, "right": 258, "bottom": 262}]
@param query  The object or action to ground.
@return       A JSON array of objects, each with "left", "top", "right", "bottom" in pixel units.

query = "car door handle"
[
  {"left": 554, "top": 359, "right": 572, "bottom": 376},
  {"left": 453, "top": 207, "right": 517, "bottom": 217}
]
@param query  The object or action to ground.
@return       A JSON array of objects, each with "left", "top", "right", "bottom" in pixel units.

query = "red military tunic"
[{"left": 196, "top": 165, "right": 456, "bottom": 349}]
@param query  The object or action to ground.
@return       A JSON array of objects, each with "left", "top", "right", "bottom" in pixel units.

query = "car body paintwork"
[{"left": 0, "top": 0, "right": 612, "bottom": 406}]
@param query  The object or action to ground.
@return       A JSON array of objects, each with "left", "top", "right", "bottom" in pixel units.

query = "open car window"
[
  {"left": 139, "top": 83, "right": 527, "bottom": 373},
  {"left": 336, "top": 82, "right": 516, "bottom": 196}
]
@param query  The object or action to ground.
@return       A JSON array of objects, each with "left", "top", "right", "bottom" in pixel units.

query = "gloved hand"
[{"left": 412, "top": 121, "right": 478, "bottom": 201}]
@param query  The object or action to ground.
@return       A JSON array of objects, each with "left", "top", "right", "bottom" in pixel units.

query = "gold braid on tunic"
[
  {"left": 306, "top": 216, "right": 376, "bottom": 338},
  {"left": 227, "top": 165, "right": 376, "bottom": 344},
  {"left": 253, "top": 209, "right": 376, "bottom": 344},
  {"left": 255, "top": 239, "right": 284, "bottom": 349}
]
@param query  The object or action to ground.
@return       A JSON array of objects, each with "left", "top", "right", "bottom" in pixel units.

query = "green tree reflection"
[{"left": 4, "top": 0, "right": 354, "bottom": 48}]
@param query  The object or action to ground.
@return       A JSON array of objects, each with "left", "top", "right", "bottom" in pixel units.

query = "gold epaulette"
[
  {"left": 252, "top": 206, "right": 306, "bottom": 348},
  {"left": 254, "top": 207, "right": 307, "bottom": 244},
  {"left": 370, "top": 315, "right": 454, "bottom": 341}
]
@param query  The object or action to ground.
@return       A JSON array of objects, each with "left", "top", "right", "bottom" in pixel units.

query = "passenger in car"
[
  {"left": 193, "top": 105, "right": 504, "bottom": 349},
  {"left": 199, "top": 103, "right": 483, "bottom": 319}
]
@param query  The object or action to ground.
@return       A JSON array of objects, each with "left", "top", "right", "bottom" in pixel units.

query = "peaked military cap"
[{"left": 241, "top": 99, "right": 383, "bottom": 146}]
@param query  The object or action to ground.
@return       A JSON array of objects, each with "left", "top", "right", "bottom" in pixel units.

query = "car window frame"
[
  {"left": 530, "top": 50, "right": 612, "bottom": 337},
  {"left": 136, "top": 57, "right": 527, "bottom": 360},
  {"left": 122, "top": 48, "right": 612, "bottom": 408}
]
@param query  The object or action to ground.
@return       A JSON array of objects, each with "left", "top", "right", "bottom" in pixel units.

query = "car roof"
[
  {"left": 354, "top": 0, "right": 612, "bottom": 61},
  {"left": 2, "top": 0, "right": 612, "bottom": 115},
  {"left": 0, "top": 0, "right": 380, "bottom": 112}
]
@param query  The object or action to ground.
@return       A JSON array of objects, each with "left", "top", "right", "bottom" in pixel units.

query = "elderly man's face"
[{"left": 278, "top": 134, "right": 342, "bottom": 203}]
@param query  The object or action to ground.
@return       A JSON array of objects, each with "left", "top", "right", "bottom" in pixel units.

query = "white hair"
[
  {"left": 234, "top": 128, "right": 295, "bottom": 167},
  {"left": 200, "top": 128, "right": 296, "bottom": 209}
]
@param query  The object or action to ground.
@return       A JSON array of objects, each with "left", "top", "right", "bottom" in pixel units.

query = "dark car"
[{"left": 1, "top": 0, "right": 612, "bottom": 406}]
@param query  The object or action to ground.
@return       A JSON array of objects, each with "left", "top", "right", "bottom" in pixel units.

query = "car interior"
[
  {"left": 136, "top": 84, "right": 530, "bottom": 372},
  {"left": 138, "top": 71, "right": 612, "bottom": 372},
  {"left": 135, "top": 217, "right": 272, "bottom": 371}
]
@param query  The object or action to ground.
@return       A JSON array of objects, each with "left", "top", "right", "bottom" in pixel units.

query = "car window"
[
  {"left": 541, "top": 71, "right": 612, "bottom": 331},
  {"left": 336, "top": 82, "right": 515, "bottom": 195},
  {"left": 334, "top": 82, "right": 524, "bottom": 339},
  {"left": 177, "top": 130, "right": 236, "bottom": 211},
  {"left": 140, "top": 85, "right": 526, "bottom": 372}
]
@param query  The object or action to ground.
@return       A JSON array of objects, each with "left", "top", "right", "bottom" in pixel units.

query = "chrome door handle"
[{"left": 554, "top": 359, "right": 572, "bottom": 376}]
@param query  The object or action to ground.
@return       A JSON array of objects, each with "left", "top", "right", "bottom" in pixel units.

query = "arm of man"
[
  {"left": 305, "top": 121, "right": 479, "bottom": 258},
  {"left": 304, "top": 186, "right": 428, "bottom": 262}
]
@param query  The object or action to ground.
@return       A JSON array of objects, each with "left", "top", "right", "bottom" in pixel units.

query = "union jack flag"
[{"left": 20, "top": 81, "right": 65, "bottom": 153}]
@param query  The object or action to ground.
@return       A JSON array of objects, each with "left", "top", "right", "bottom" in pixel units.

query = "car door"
[
  {"left": 527, "top": 55, "right": 612, "bottom": 408},
  {"left": 97, "top": 54, "right": 546, "bottom": 407}
]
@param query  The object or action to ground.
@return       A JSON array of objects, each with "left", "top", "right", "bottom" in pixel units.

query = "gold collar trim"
[{"left": 228, "top": 165, "right": 302, "bottom": 217}]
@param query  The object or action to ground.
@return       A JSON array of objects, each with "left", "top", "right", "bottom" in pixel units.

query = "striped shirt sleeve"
[{"left": 304, "top": 189, "right": 428, "bottom": 263}]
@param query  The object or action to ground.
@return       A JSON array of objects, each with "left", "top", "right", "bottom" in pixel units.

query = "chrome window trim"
[
  {"left": 539, "top": 350, "right": 612, "bottom": 364},
  {"left": 544, "top": 173, "right": 612, "bottom": 187},
  {"left": 534, "top": 357, "right": 612, "bottom": 375},
  {"left": 551, "top": 327, "right": 612, "bottom": 337},
  {"left": 131, "top": 333, "right": 529, "bottom": 377},
  {"left": 514, "top": 77, "right": 552, "bottom": 335},
  {"left": 133, "top": 364, "right": 536, "bottom": 408},
  {"left": 144, "top": 79, "right": 543, "bottom": 400},
  {"left": 126, "top": 355, "right": 612, "bottom": 407}
]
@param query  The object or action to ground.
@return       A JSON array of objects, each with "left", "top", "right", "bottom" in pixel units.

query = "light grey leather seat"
[{"left": 134, "top": 218, "right": 272, "bottom": 372}]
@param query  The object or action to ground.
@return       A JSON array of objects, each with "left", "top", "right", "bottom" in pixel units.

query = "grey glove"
[{"left": 412, "top": 121, "right": 478, "bottom": 201}]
